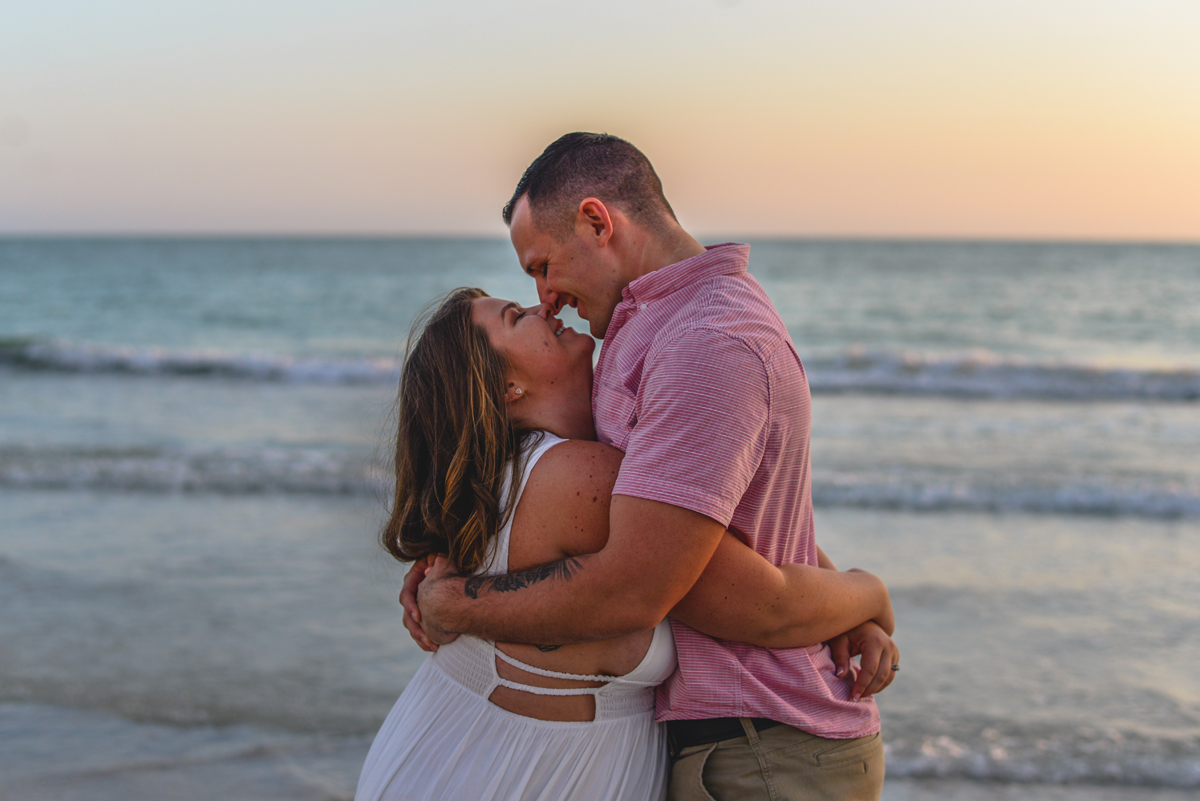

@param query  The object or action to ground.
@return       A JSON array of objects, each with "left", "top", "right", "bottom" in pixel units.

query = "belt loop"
[{"left": 738, "top": 717, "right": 760, "bottom": 745}]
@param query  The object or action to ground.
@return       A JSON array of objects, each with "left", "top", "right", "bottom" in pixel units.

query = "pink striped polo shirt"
[{"left": 594, "top": 243, "right": 879, "bottom": 738}]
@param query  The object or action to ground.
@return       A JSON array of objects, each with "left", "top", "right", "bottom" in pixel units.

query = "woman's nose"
[{"left": 531, "top": 302, "right": 552, "bottom": 320}]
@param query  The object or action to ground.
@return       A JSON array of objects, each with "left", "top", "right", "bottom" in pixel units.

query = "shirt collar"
[{"left": 621, "top": 243, "right": 750, "bottom": 306}]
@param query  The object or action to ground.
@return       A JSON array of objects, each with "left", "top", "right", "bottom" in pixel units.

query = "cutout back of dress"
[{"left": 431, "top": 432, "right": 676, "bottom": 721}]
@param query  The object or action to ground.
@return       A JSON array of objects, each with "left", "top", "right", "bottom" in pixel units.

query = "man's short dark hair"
[{"left": 502, "top": 132, "right": 676, "bottom": 239}]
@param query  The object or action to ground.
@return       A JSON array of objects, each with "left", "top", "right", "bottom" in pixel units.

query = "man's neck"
[{"left": 623, "top": 224, "right": 707, "bottom": 284}]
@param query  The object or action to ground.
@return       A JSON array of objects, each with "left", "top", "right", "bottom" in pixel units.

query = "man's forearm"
[
  {"left": 464, "top": 557, "right": 584, "bottom": 600},
  {"left": 418, "top": 497, "right": 728, "bottom": 646},
  {"left": 421, "top": 552, "right": 663, "bottom": 646}
]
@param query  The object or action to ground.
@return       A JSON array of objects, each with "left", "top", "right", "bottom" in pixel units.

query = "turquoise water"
[{"left": 1, "top": 238, "right": 1198, "bottom": 797}]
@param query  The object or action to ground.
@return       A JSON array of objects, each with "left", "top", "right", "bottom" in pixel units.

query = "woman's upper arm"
[{"left": 506, "top": 440, "right": 624, "bottom": 570}]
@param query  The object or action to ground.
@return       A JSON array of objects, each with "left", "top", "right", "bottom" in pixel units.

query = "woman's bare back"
[{"left": 487, "top": 439, "right": 654, "bottom": 722}]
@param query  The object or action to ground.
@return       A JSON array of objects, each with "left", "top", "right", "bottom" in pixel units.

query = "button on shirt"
[{"left": 593, "top": 243, "right": 879, "bottom": 738}]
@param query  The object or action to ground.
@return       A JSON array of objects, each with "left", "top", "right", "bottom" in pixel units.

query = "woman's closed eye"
[{"left": 504, "top": 304, "right": 527, "bottom": 325}]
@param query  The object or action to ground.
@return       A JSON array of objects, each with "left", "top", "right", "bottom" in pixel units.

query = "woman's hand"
[
  {"left": 828, "top": 620, "right": 900, "bottom": 702},
  {"left": 414, "top": 555, "right": 464, "bottom": 646},
  {"left": 400, "top": 554, "right": 441, "bottom": 652}
]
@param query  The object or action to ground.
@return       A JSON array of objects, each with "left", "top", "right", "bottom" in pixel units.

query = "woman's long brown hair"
[{"left": 382, "top": 287, "right": 536, "bottom": 574}]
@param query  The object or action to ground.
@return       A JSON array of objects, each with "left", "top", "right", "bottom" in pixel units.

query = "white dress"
[{"left": 356, "top": 434, "right": 677, "bottom": 801}]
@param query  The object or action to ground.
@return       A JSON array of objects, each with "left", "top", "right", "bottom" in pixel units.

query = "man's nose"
[{"left": 536, "top": 282, "right": 563, "bottom": 314}]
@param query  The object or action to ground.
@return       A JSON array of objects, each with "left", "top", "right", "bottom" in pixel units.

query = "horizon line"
[{"left": 2, "top": 231, "right": 1199, "bottom": 247}]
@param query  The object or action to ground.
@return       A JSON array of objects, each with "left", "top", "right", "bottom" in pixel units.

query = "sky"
[{"left": 1, "top": 0, "right": 1198, "bottom": 240}]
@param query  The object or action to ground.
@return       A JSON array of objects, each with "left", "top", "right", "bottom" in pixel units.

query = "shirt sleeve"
[{"left": 611, "top": 326, "right": 770, "bottom": 527}]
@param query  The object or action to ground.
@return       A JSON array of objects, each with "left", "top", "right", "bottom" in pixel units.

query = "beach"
[{"left": 2, "top": 237, "right": 1198, "bottom": 798}]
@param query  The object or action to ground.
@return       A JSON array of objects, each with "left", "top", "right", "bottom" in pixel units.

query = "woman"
[{"left": 356, "top": 288, "right": 896, "bottom": 801}]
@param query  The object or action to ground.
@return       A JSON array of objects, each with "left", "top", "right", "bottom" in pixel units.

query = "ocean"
[{"left": 2, "top": 237, "right": 1198, "bottom": 800}]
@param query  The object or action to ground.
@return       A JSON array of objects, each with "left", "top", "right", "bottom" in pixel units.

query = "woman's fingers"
[
  {"left": 401, "top": 599, "right": 435, "bottom": 653},
  {"left": 829, "top": 634, "right": 853, "bottom": 679},
  {"left": 414, "top": 556, "right": 462, "bottom": 647},
  {"left": 877, "top": 641, "right": 900, "bottom": 693},
  {"left": 402, "top": 606, "right": 434, "bottom": 652},
  {"left": 400, "top": 560, "right": 425, "bottom": 621},
  {"left": 869, "top": 642, "right": 899, "bottom": 696},
  {"left": 852, "top": 633, "right": 899, "bottom": 700},
  {"left": 399, "top": 557, "right": 437, "bottom": 652},
  {"left": 850, "top": 636, "right": 881, "bottom": 701}
]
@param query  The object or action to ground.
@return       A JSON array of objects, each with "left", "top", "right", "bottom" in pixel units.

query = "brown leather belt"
[{"left": 666, "top": 717, "right": 782, "bottom": 751}]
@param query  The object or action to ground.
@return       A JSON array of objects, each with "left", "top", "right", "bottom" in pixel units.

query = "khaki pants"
[{"left": 666, "top": 719, "right": 884, "bottom": 801}]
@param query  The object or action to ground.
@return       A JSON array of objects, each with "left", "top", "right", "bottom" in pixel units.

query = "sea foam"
[
  {"left": 4, "top": 445, "right": 1197, "bottom": 518},
  {"left": 0, "top": 338, "right": 401, "bottom": 384},
  {"left": 806, "top": 350, "right": 1200, "bottom": 401},
  {"left": 5, "top": 339, "right": 1199, "bottom": 401}
]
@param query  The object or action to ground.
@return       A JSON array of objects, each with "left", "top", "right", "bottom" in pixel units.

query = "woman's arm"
[{"left": 669, "top": 531, "right": 893, "bottom": 648}]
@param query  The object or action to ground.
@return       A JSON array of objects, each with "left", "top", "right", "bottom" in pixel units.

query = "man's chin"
[{"left": 582, "top": 309, "right": 613, "bottom": 339}]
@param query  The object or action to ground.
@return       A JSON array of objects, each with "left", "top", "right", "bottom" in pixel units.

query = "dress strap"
[
  {"left": 495, "top": 679, "right": 600, "bottom": 697},
  {"left": 480, "top": 432, "right": 567, "bottom": 576},
  {"left": 494, "top": 649, "right": 661, "bottom": 688}
]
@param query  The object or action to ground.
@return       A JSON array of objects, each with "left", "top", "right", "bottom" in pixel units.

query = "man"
[{"left": 404, "top": 133, "right": 898, "bottom": 800}]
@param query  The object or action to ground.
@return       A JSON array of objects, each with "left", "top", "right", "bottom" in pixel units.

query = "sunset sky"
[{"left": 2, "top": 0, "right": 1197, "bottom": 240}]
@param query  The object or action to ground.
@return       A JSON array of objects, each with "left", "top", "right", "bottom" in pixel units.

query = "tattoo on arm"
[
  {"left": 463, "top": 557, "right": 583, "bottom": 600},
  {"left": 535, "top": 644, "right": 561, "bottom": 652}
]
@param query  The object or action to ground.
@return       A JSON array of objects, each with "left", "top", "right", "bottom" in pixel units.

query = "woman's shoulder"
[
  {"left": 508, "top": 439, "right": 623, "bottom": 565},
  {"left": 526, "top": 438, "right": 623, "bottom": 510},
  {"left": 535, "top": 437, "right": 623, "bottom": 472}
]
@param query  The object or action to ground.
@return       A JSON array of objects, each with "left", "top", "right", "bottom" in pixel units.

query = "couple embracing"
[{"left": 356, "top": 133, "right": 899, "bottom": 801}]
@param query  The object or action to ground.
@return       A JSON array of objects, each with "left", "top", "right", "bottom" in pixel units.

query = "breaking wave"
[
  {"left": 0, "top": 338, "right": 401, "bottom": 384},
  {"left": 0, "top": 446, "right": 387, "bottom": 496},
  {"left": 5, "top": 338, "right": 1199, "bottom": 400},
  {"left": 812, "top": 476, "right": 1200, "bottom": 519},
  {"left": 4, "top": 446, "right": 1197, "bottom": 518},
  {"left": 884, "top": 715, "right": 1200, "bottom": 788},
  {"left": 806, "top": 349, "right": 1200, "bottom": 401}
]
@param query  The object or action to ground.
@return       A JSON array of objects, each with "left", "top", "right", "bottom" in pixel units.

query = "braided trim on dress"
[
  {"left": 495, "top": 679, "right": 600, "bottom": 697},
  {"left": 494, "top": 649, "right": 661, "bottom": 688}
]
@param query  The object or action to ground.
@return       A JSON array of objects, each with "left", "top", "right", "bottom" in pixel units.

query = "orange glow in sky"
[{"left": 2, "top": 1, "right": 1197, "bottom": 240}]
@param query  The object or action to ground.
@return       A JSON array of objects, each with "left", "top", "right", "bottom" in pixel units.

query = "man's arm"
[
  {"left": 417, "top": 494, "right": 726, "bottom": 646},
  {"left": 418, "top": 325, "right": 781, "bottom": 647}
]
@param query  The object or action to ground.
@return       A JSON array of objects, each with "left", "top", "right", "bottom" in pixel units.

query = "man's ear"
[{"left": 576, "top": 198, "right": 614, "bottom": 247}]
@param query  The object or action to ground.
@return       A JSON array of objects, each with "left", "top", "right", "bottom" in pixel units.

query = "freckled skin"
[{"left": 469, "top": 297, "right": 594, "bottom": 410}]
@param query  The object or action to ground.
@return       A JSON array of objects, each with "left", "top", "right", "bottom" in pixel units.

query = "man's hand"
[
  {"left": 399, "top": 555, "right": 446, "bottom": 652},
  {"left": 828, "top": 620, "right": 900, "bottom": 702},
  {"left": 413, "top": 555, "right": 464, "bottom": 646}
]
